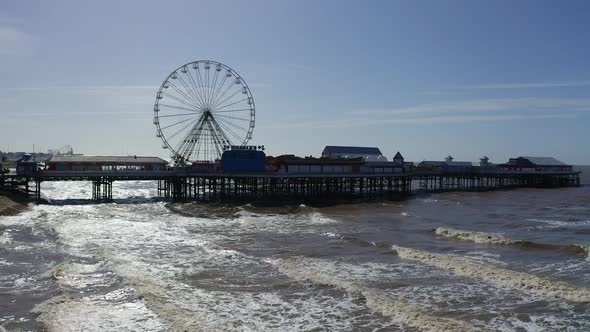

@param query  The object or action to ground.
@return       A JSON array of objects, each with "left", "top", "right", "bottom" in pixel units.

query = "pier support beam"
[{"left": 92, "top": 178, "right": 113, "bottom": 201}]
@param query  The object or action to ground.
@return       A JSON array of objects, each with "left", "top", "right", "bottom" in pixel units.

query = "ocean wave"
[
  {"left": 434, "top": 227, "right": 514, "bottom": 245},
  {"left": 269, "top": 257, "right": 480, "bottom": 332},
  {"left": 321, "top": 232, "right": 590, "bottom": 302},
  {"left": 33, "top": 288, "right": 169, "bottom": 332},
  {"left": 391, "top": 245, "right": 590, "bottom": 303},
  {"left": 527, "top": 218, "right": 590, "bottom": 228},
  {"left": 0, "top": 229, "right": 12, "bottom": 244},
  {"left": 434, "top": 227, "right": 589, "bottom": 257}
]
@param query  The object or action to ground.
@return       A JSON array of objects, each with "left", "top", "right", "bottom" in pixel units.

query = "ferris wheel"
[{"left": 153, "top": 60, "right": 255, "bottom": 164}]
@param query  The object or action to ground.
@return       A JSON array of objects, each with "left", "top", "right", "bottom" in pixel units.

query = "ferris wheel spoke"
[
  {"left": 208, "top": 69, "right": 220, "bottom": 108},
  {"left": 196, "top": 128, "right": 209, "bottom": 160},
  {"left": 176, "top": 115, "right": 206, "bottom": 159},
  {"left": 210, "top": 78, "right": 237, "bottom": 110},
  {"left": 157, "top": 112, "right": 198, "bottom": 118},
  {"left": 166, "top": 120, "right": 203, "bottom": 156},
  {"left": 211, "top": 89, "right": 243, "bottom": 112},
  {"left": 216, "top": 116, "right": 248, "bottom": 133},
  {"left": 213, "top": 113, "right": 251, "bottom": 122},
  {"left": 159, "top": 103, "right": 200, "bottom": 113},
  {"left": 185, "top": 68, "right": 208, "bottom": 108},
  {"left": 210, "top": 74, "right": 228, "bottom": 108},
  {"left": 188, "top": 66, "right": 206, "bottom": 107},
  {"left": 203, "top": 66, "right": 210, "bottom": 107},
  {"left": 217, "top": 124, "right": 244, "bottom": 144},
  {"left": 159, "top": 115, "right": 199, "bottom": 131},
  {"left": 166, "top": 81, "right": 201, "bottom": 109},
  {"left": 216, "top": 118, "right": 247, "bottom": 142},
  {"left": 191, "top": 125, "right": 206, "bottom": 160},
  {"left": 183, "top": 73, "right": 208, "bottom": 109},
  {"left": 209, "top": 116, "right": 232, "bottom": 144},
  {"left": 206, "top": 120, "right": 225, "bottom": 158},
  {"left": 213, "top": 108, "right": 252, "bottom": 113},
  {"left": 195, "top": 67, "right": 209, "bottom": 107},
  {"left": 162, "top": 92, "right": 202, "bottom": 111},
  {"left": 166, "top": 117, "right": 201, "bottom": 142},
  {"left": 175, "top": 74, "right": 205, "bottom": 110},
  {"left": 212, "top": 98, "right": 249, "bottom": 112}
]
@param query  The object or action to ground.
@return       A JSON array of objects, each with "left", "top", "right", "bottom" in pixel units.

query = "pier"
[{"left": 0, "top": 170, "right": 580, "bottom": 202}]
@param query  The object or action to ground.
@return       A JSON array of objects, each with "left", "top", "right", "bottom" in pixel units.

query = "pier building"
[
  {"left": 220, "top": 147, "right": 266, "bottom": 173},
  {"left": 272, "top": 155, "right": 364, "bottom": 174},
  {"left": 16, "top": 154, "right": 43, "bottom": 177},
  {"left": 322, "top": 146, "right": 387, "bottom": 161},
  {"left": 417, "top": 156, "right": 498, "bottom": 174},
  {"left": 46, "top": 155, "right": 167, "bottom": 172},
  {"left": 498, "top": 156, "right": 573, "bottom": 173}
]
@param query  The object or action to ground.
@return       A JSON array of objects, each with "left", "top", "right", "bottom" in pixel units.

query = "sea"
[{"left": 1, "top": 166, "right": 589, "bottom": 331}]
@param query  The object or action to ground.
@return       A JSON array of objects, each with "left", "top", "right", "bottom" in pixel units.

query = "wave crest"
[
  {"left": 434, "top": 227, "right": 514, "bottom": 245},
  {"left": 270, "top": 257, "right": 480, "bottom": 332},
  {"left": 392, "top": 245, "right": 590, "bottom": 303},
  {"left": 434, "top": 227, "right": 589, "bottom": 257}
]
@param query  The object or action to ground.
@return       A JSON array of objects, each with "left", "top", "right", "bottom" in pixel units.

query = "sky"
[{"left": 0, "top": 0, "right": 589, "bottom": 164}]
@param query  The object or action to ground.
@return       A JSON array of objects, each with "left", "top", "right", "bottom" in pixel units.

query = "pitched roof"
[
  {"left": 519, "top": 156, "right": 568, "bottom": 166},
  {"left": 323, "top": 146, "right": 382, "bottom": 155},
  {"left": 48, "top": 155, "right": 168, "bottom": 165},
  {"left": 393, "top": 152, "right": 404, "bottom": 160}
]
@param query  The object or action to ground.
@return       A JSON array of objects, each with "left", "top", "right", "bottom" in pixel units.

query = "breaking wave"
[
  {"left": 434, "top": 227, "right": 589, "bottom": 256},
  {"left": 269, "top": 257, "right": 480, "bottom": 332},
  {"left": 527, "top": 218, "right": 590, "bottom": 228},
  {"left": 323, "top": 232, "right": 590, "bottom": 302},
  {"left": 391, "top": 245, "right": 590, "bottom": 303},
  {"left": 434, "top": 227, "right": 514, "bottom": 245}
]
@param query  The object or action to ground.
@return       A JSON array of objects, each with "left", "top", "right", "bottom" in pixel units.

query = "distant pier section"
[{"left": 0, "top": 148, "right": 581, "bottom": 202}]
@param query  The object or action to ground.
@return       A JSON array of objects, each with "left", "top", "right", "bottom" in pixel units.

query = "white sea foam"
[
  {"left": 34, "top": 288, "right": 170, "bottom": 332},
  {"left": 489, "top": 313, "right": 590, "bottom": 332},
  {"left": 0, "top": 229, "right": 12, "bottom": 244},
  {"left": 49, "top": 261, "right": 118, "bottom": 289},
  {"left": 270, "top": 257, "right": 480, "bottom": 332},
  {"left": 33, "top": 195, "right": 393, "bottom": 331},
  {"left": 434, "top": 227, "right": 515, "bottom": 245},
  {"left": 392, "top": 245, "right": 590, "bottom": 303}
]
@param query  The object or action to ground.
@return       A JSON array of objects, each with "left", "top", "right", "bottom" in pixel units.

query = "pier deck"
[{"left": 0, "top": 170, "right": 581, "bottom": 202}]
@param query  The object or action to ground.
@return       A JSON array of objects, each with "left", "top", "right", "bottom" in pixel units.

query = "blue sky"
[{"left": 1, "top": 0, "right": 589, "bottom": 163}]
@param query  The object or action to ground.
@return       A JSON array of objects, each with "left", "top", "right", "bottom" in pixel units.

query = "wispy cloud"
[
  {"left": 269, "top": 97, "right": 586, "bottom": 129},
  {"left": 271, "top": 113, "right": 575, "bottom": 129},
  {"left": 9, "top": 85, "right": 158, "bottom": 92},
  {"left": 0, "top": 84, "right": 159, "bottom": 119},
  {"left": 351, "top": 98, "right": 590, "bottom": 116},
  {"left": 458, "top": 80, "right": 590, "bottom": 90}
]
